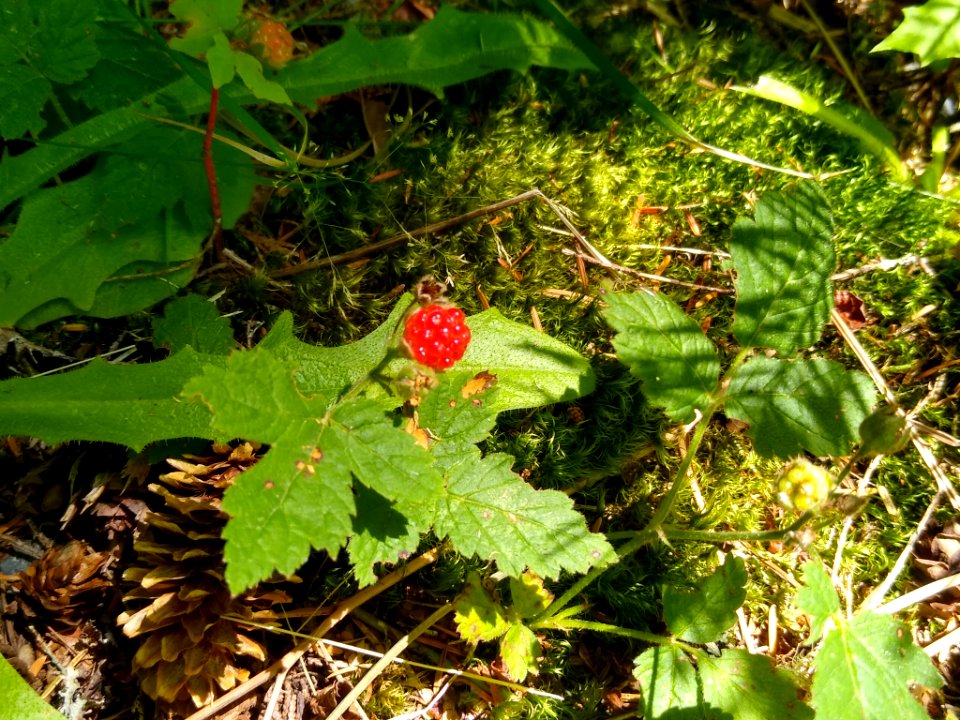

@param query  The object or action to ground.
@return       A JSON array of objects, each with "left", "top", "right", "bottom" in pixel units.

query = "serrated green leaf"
[
  {"left": 500, "top": 623, "right": 541, "bottom": 682},
  {"left": 183, "top": 346, "right": 318, "bottom": 441},
  {"left": 168, "top": 0, "right": 242, "bottom": 57},
  {"left": 725, "top": 357, "right": 877, "bottom": 457},
  {"left": 436, "top": 453, "right": 615, "bottom": 579},
  {"left": 633, "top": 645, "right": 702, "bottom": 719},
  {"left": 349, "top": 482, "right": 424, "bottom": 587},
  {"left": 873, "top": 0, "right": 960, "bottom": 66},
  {"left": 663, "top": 557, "right": 747, "bottom": 644},
  {"left": 0, "top": 64, "right": 51, "bottom": 138},
  {"left": 0, "top": 350, "right": 216, "bottom": 450},
  {"left": 731, "top": 184, "right": 835, "bottom": 355},
  {"left": 0, "top": 654, "right": 65, "bottom": 720},
  {"left": 415, "top": 370, "right": 500, "bottom": 467},
  {"left": 699, "top": 649, "right": 813, "bottom": 720},
  {"left": 455, "top": 572, "right": 511, "bottom": 643},
  {"left": 811, "top": 611, "right": 942, "bottom": 720},
  {"left": 222, "top": 420, "right": 355, "bottom": 592},
  {"left": 795, "top": 562, "right": 840, "bottom": 643},
  {"left": 603, "top": 290, "right": 720, "bottom": 422},
  {"left": 330, "top": 400, "right": 443, "bottom": 517},
  {"left": 152, "top": 294, "right": 234, "bottom": 354},
  {"left": 277, "top": 7, "right": 592, "bottom": 102},
  {"left": 509, "top": 572, "right": 553, "bottom": 619}
]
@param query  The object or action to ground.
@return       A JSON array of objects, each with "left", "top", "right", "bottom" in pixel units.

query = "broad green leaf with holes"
[
  {"left": 663, "top": 556, "right": 747, "bottom": 644},
  {"left": 873, "top": 0, "right": 960, "bottom": 66},
  {"left": 604, "top": 290, "right": 720, "bottom": 422},
  {"left": 726, "top": 357, "right": 877, "bottom": 458},
  {"left": 731, "top": 184, "right": 835, "bottom": 355}
]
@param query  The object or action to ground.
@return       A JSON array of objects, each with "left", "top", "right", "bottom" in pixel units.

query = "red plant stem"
[{"left": 203, "top": 85, "right": 223, "bottom": 257}]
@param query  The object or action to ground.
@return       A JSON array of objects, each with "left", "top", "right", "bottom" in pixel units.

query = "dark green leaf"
[
  {"left": 725, "top": 357, "right": 877, "bottom": 457},
  {"left": 277, "top": 7, "right": 592, "bottom": 102},
  {"left": 731, "top": 184, "right": 834, "bottom": 355},
  {"left": 604, "top": 291, "right": 720, "bottom": 422},
  {"left": 663, "top": 557, "right": 747, "bottom": 644},
  {"left": 152, "top": 294, "right": 234, "bottom": 354}
]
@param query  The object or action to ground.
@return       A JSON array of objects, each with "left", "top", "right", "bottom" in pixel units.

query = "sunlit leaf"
[{"left": 663, "top": 557, "right": 747, "bottom": 644}]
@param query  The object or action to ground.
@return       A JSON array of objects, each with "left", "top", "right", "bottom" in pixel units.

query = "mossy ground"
[{"left": 5, "top": 1, "right": 960, "bottom": 717}]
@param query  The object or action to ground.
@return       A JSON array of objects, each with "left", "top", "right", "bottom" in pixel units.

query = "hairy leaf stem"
[{"left": 543, "top": 618, "right": 697, "bottom": 652}]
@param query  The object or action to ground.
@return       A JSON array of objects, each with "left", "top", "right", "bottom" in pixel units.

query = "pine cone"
[
  {"left": 118, "top": 443, "right": 288, "bottom": 714},
  {"left": 18, "top": 540, "right": 114, "bottom": 625}
]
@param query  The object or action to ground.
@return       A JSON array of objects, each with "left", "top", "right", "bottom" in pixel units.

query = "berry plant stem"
[{"left": 203, "top": 85, "right": 224, "bottom": 258}]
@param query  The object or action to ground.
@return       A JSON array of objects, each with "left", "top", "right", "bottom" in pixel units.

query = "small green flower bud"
[{"left": 777, "top": 459, "right": 833, "bottom": 511}]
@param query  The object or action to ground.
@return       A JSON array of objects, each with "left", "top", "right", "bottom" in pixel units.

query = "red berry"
[
  {"left": 250, "top": 19, "right": 294, "bottom": 69},
  {"left": 403, "top": 305, "right": 471, "bottom": 370}
]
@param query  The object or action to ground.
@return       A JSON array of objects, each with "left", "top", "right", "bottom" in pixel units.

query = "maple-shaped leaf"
[
  {"left": 0, "top": 0, "right": 100, "bottom": 138},
  {"left": 169, "top": 0, "right": 242, "bottom": 57},
  {"left": 436, "top": 453, "right": 614, "bottom": 579},
  {"left": 184, "top": 347, "right": 441, "bottom": 592}
]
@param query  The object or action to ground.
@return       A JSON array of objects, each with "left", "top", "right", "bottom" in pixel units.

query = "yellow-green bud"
[{"left": 777, "top": 459, "right": 833, "bottom": 511}]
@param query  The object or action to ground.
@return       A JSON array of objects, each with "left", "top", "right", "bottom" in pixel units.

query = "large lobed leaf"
[
  {"left": 731, "top": 184, "right": 835, "bottom": 356},
  {"left": 725, "top": 357, "right": 877, "bottom": 458},
  {"left": 603, "top": 290, "right": 721, "bottom": 422}
]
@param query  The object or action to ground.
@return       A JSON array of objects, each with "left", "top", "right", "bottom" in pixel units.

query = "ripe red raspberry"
[
  {"left": 250, "top": 19, "right": 294, "bottom": 69},
  {"left": 403, "top": 305, "right": 471, "bottom": 370}
]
